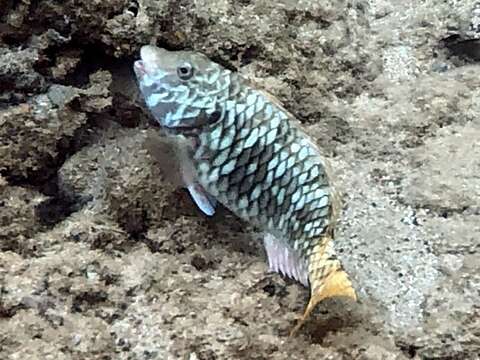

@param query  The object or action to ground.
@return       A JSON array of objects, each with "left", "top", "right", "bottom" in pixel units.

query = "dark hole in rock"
[
  {"left": 127, "top": 1, "right": 139, "bottom": 16},
  {"left": 240, "top": 45, "right": 262, "bottom": 66},
  {"left": 397, "top": 342, "right": 418, "bottom": 359},
  {"left": 263, "top": 283, "right": 276, "bottom": 296},
  {"left": 443, "top": 35, "right": 480, "bottom": 61},
  {"left": 117, "top": 209, "right": 148, "bottom": 240},
  {"left": 260, "top": 279, "right": 288, "bottom": 298},
  {"left": 71, "top": 290, "right": 108, "bottom": 313},
  {"left": 0, "top": 304, "right": 26, "bottom": 318},
  {"left": 35, "top": 176, "right": 87, "bottom": 227},
  {"left": 0, "top": 24, "right": 31, "bottom": 46},
  {"left": 35, "top": 196, "right": 78, "bottom": 226},
  {"left": 191, "top": 254, "right": 209, "bottom": 271}
]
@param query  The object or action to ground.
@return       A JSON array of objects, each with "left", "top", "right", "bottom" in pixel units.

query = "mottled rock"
[
  {"left": 1, "top": 0, "right": 479, "bottom": 359},
  {"left": 0, "top": 181, "right": 46, "bottom": 254},
  {"left": 0, "top": 70, "right": 111, "bottom": 180},
  {"left": 58, "top": 127, "right": 181, "bottom": 237},
  {"left": 403, "top": 122, "right": 480, "bottom": 213}
]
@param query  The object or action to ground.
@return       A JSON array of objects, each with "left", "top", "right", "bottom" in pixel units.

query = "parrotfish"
[{"left": 133, "top": 45, "right": 357, "bottom": 334}]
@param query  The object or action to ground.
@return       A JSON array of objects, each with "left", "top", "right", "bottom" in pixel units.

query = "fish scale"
[{"left": 134, "top": 45, "right": 357, "bottom": 335}]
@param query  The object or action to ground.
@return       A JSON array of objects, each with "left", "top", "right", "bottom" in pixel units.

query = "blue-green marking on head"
[{"left": 133, "top": 45, "right": 230, "bottom": 129}]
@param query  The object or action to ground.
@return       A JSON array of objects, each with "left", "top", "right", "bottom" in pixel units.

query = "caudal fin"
[{"left": 290, "top": 237, "right": 356, "bottom": 336}]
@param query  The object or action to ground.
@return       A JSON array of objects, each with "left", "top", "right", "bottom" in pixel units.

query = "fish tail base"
[{"left": 289, "top": 238, "right": 357, "bottom": 336}]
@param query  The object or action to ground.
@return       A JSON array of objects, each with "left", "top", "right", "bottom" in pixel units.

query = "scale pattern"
[{"left": 194, "top": 84, "right": 333, "bottom": 258}]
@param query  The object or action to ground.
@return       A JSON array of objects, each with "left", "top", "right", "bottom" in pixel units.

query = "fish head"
[{"left": 134, "top": 45, "right": 228, "bottom": 129}]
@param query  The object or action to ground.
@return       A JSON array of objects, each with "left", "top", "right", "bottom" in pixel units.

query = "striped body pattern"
[{"left": 134, "top": 45, "right": 356, "bottom": 333}]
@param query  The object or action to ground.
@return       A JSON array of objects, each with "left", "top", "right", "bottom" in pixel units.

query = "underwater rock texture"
[{"left": 0, "top": 0, "right": 479, "bottom": 359}]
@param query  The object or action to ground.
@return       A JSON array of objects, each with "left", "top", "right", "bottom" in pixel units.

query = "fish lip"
[{"left": 134, "top": 60, "right": 146, "bottom": 76}]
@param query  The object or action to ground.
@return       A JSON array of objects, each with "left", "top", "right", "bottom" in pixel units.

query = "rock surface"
[{"left": 1, "top": 0, "right": 479, "bottom": 359}]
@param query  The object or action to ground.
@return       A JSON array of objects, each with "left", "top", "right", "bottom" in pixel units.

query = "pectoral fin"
[{"left": 187, "top": 182, "right": 216, "bottom": 216}]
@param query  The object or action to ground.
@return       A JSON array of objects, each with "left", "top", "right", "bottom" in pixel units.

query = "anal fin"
[{"left": 263, "top": 233, "right": 309, "bottom": 287}]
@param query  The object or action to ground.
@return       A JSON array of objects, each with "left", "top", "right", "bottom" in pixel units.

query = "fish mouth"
[
  {"left": 134, "top": 60, "right": 146, "bottom": 77},
  {"left": 163, "top": 125, "right": 201, "bottom": 137}
]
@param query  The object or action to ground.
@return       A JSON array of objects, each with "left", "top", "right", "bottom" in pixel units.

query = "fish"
[{"left": 133, "top": 45, "right": 357, "bottom": 335}]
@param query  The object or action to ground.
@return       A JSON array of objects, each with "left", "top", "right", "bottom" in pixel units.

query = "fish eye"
[{"left": 177, "top": 63, "right": 194, "bottom": 80}]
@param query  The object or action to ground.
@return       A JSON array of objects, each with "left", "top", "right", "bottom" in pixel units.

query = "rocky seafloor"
[{"left": 0, "top": 0, "right": 479, "bottom": 359}]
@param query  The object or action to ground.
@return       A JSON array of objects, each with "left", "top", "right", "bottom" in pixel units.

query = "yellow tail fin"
[{"left": 290, "top": 238, "right": 357, "bottom": 336}]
